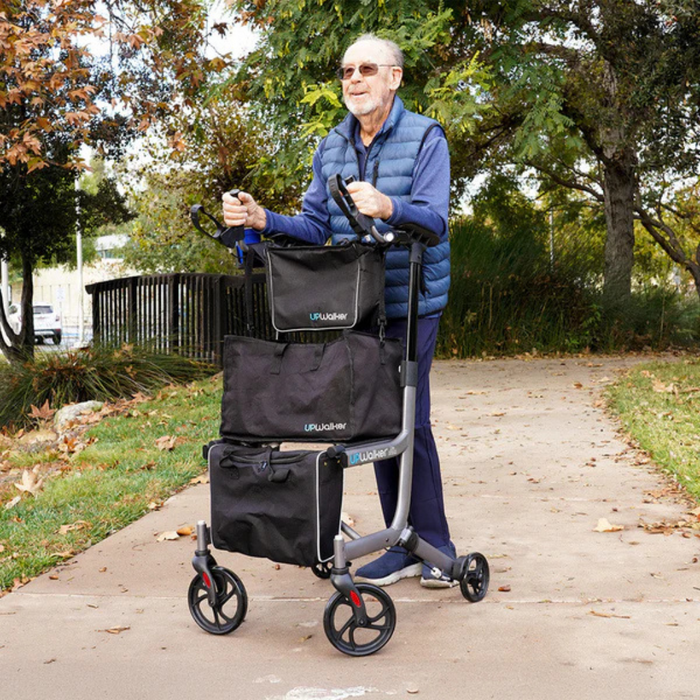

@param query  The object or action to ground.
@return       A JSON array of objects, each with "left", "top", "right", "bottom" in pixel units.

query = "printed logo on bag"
[
  {"left": 309, "top": 312, "right": 349, "bottom": 322},
  {"left": 349, "top": 446, "right": 398, "bottom": 465},
  {"left": 304, "top": 422, "right": 348, "bottom": 433}
]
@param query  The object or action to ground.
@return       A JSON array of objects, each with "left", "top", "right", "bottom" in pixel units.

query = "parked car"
[{"left": 8, "top": 302, "right": 62, "bottom": 344}]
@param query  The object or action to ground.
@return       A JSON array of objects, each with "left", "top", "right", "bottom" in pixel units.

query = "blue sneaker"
[
  {"left": 420, "top": 542, "right": 458, "bottom": 589},
  {"left": 355, "top": 547, "right": 422, "bottom": 587}
]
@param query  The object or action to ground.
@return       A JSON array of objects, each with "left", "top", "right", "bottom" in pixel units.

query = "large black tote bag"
[
  {"left": 220, "top": 331, "right": 403, "bottom": 443},
  {"left": 208, "top": 442, "right": 344, "bottom": 566},
  {"left": 265, "top": 242, "right": 385, "bottom": 332}
]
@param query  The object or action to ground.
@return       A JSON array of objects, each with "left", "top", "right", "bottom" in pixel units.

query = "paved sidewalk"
[{"left": 1, "top": 356, "right": 699, "bottom": 700}]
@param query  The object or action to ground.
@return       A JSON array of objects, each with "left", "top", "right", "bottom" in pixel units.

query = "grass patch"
[
  {"left": 607, "top": 358, "right": 700, "bottom": 502},
  {"left": 0, "top": 344, "right": 217, "bottom": 430},
  {"left": 0, "top": 374, "right": 223, "bottom": 591}
]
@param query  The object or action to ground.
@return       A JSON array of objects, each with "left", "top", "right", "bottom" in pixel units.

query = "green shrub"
[
  {"left": 437, "top": 177, "right": 700, "bottom": 357},
  {"left": 0, "top": 344, "right": 217, "bottom": 429}
]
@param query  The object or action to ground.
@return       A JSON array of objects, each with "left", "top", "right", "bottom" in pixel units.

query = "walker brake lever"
[
  {"left": 327, "top": 174, "right": 388, "bottom": 243},
  {"left": 190, "top": 189, "right": 246, "bottom": 249}
]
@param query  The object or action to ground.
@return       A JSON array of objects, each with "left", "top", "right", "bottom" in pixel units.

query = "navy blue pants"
[{"left": 373, "top": 315, "right": 451, "bottom": 549}]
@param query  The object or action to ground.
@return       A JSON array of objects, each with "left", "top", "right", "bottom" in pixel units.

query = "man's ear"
[{"left": 389, "top": 68, "right": 403, "bottom": 91}]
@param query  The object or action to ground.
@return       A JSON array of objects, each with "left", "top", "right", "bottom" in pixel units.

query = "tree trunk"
[
  {"left": 602, "top": 158, "right": 636, "bottom": 312},
  {"left": 18, "top": 250, "right": 35, "bottom": 360}
]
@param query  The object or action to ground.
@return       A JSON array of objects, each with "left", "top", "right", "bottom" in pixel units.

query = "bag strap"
[
  {"left": 270, "top": 343, "right": 288, "bottom": 374},
  {"left": 269, "top": 343, "right": 325, "bottom": 374},
  {"left": 243, "top": 246, "right": 256, "bottom": 336},
  {"left": 268, "top": 467, "right": 290, "bottom": 483}
]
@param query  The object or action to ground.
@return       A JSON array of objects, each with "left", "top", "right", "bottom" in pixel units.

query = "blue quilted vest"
[{"left": 319, "top": 97, "right": 450, "bottom": 319}]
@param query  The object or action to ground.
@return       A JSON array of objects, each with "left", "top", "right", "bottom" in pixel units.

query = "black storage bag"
[
  {"left": 220, "top": 330, "right": 403, "bottom": 443},
  {"left": 265, "top": 242, "right": 385, "bottom": 332},
  {"left": 208, "top": 442, "right": 344, "bottom": 566}
]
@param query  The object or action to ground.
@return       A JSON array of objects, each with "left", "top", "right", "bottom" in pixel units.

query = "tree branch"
[{"left": 525, "top": 159, "right": 605, "bottom": 202}]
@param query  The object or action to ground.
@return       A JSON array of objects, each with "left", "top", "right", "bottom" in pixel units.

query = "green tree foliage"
[
  {"left": 121, "top": 90, "right": 302, "bottom": 273},
  {"left": 0, "top": 0, "right": 233, "bottom": 359},
  {"left": 229, "top": 0, "right": 486, "bottom": 199},
  {"left": 229, "top": 1, "right": 700, "bottom": 308},
  {"left": 448, "top": 1, "right": 700, "bottom": 306}
]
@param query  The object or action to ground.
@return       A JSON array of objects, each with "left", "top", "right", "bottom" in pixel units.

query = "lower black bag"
[
  {"left": 220, "top": 330, "right": 403, "bottom": 443},
  {"left": 208, "top": 442, "right": 344, "bottom": 566}
]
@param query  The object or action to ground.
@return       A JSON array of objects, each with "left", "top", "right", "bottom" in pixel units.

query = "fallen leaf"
[
  {"left": 155, "top": 435, "right": 177, "bottom": 451},
  {"left": 176, "top": 525, "right": 193, "bottom": 537},
  {"left": 29, "top": 400, "right": 56, "bottom": 422},
  {"left": 103, "top": 626, "right": 130, "bottom": 635},
  {"left": 189, "top": 473, "right": 209, "bottom": 485},
  {"left": 58, "top": 520, "right": 90, "bottom": 535},
  {"left": 498, "top": 585, "right": 512, "bottom": 592},
  {"left": 593, "top": 518, "right": 624, "bottom": 533},
  {"left": 156, "top": 531, "right": 181, "bottom": 542},
  {"left": 15, "top": 468, "right": 44, "bottom": 496},
  {"left": 4, "top": 496, "right": 21, "bottom": 510},
  {"left": 573, "top": 382, "right": 583, "bottom": 389},
  {"left": 49, "top": 575, "right": 59, "bottom": 580},
  {"left": 589, "top": 610, "right": 631, "bottom": 619}
]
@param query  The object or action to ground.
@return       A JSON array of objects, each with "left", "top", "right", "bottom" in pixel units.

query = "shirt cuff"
[{"left": 384, "top": 197, "right": 403, "bottom": 225}]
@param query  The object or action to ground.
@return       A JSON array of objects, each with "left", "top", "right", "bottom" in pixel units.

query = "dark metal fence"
[{"left": 86, "top": 273, "right": 272, "bottom": 365}]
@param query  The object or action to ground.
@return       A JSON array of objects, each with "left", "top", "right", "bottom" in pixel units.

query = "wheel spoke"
[
  {"left": 219, "top": 586, "right": 237, "bottom": 607},
  {"left": 337, "top": 615, "right": 355, "bottom": 639}
]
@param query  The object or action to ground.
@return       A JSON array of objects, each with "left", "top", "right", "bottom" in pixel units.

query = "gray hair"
[{"left": 347, "top": 34, "right": 404, "bottom": 69}]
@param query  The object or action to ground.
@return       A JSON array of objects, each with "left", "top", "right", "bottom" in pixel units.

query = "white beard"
[{"left": 344, "top": 93, "right": 379, "bottom": 117}]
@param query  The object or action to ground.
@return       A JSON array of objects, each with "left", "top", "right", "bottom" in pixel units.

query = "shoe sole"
[
  {"left": 420, "top": 576, "right": 459, "bottom": 589},
  {"left": 355, "top": 562, "right": 422, "bottom": 587}
]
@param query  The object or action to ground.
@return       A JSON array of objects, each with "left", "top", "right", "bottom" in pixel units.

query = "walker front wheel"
[
  {"left": 323, "top": 583, "right": 396, "bottom": 656},
  {"left": 188, "top": 566, "right": 248, "bottom": 635},
  {"left": 459, "top": 552, "right": 489, "bottom": 603}
]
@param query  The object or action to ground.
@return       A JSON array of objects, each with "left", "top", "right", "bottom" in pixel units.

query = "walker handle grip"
[{"left": 190, "top": 189, "right": 245, "bottom": 248}]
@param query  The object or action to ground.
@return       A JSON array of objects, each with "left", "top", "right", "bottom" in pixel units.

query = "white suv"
[{"left": 8, "top": 302, "right": 62, "bottom": 345}]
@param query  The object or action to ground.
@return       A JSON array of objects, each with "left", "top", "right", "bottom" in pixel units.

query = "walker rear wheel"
[
  {"left": 459, "top": 552, "right": 489, "bottom": 603},
  {"left": 188, "top": 566, "right": 248, "bottom": 635},
  {"left": 323, "top": 583, "right": 396, "bottom": 656}
]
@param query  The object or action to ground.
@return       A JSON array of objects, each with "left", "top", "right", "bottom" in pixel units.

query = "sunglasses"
[{"left": 336, "top": 62, "right": 398, "bottom": 81}]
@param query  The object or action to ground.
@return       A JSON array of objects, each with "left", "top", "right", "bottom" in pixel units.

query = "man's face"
[{"left": 341, "top": 40, "right": 402, "bottom": 119}]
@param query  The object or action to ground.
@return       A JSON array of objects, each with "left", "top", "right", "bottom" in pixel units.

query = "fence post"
[{"left": 168, "top": 274, "right": 179, "bottom": 354}]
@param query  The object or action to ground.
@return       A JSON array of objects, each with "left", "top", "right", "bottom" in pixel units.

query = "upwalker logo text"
[
  {"left": 349, "top": 447, "right": 398, "bottom": 465},
  {"left": 309, "top": 312, "right": 349, "bottom": 322},
  {"left": 304, "top": 422, "right": 348, "bottom": 433}
]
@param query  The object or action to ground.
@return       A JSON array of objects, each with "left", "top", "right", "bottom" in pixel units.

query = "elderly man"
[{"left": 222, "top": 34, "right": 454, "bottom": 588}]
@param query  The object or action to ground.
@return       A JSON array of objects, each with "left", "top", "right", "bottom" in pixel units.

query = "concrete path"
[{"left": 1, "top": 356, "right": 699, "bottom": 700}]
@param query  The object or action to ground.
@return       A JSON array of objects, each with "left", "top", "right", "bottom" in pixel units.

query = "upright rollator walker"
[{"left": 187, "top": 175, "right": 490, "bottom": 656}]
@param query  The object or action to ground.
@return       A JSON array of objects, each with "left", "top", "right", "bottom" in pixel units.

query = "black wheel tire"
[
  {"left": 53, "top": 333, "right": 61, "bottom": 345},
  {"left": 459, "top": 552, "right": 490, "bottom": 603},
  {"left": 188, "top": 566, "right": 247, "bottom": 635},
  {"left": 323, "top": 583, "right": 396, "bottom": 656},
  {"left": 311, "top": 560, "right": 333, "bottom": 580}
]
